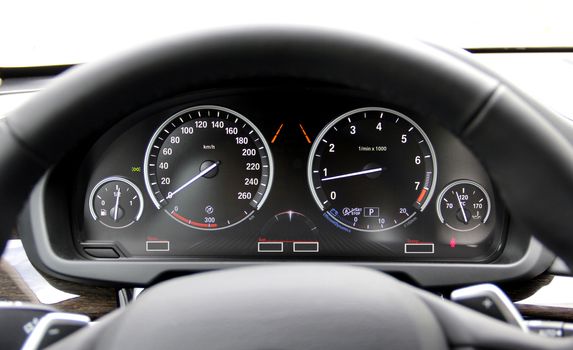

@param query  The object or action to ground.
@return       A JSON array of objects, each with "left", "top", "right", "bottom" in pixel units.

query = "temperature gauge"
[
  {"left": 89, "top": 177, "right": 144, "bottom": 229},
  {"left": 437, "top": 180, "right": 491, "bottom": 232}
]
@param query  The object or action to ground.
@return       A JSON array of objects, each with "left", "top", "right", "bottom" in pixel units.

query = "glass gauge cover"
[
  {"left": 144, "top": 105, "right": 274, "bottom": 230},
  {"left": 437, "top": 180, "right": 491, "bottom": 232},
  {"left": 89, "top": 177, "right": 144, "bottom": 229},
  {"left": 308, "top": 107, "right": 437, "bottom": 232}
]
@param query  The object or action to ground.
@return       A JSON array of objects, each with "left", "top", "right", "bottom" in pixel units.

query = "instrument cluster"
[{"left": 77, "top": 87, "right": 505, "bottom": 262}]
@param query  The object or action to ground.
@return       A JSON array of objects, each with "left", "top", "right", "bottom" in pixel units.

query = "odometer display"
[
  {"left": 308, "top": 107, "right": 437, "bottom": 232},
  {"left": 144, "top": 105, "right": 273, "bottom": 230}
]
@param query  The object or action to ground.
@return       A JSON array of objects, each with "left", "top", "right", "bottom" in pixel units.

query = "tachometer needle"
[
  {"left": 166, "top": 161, "right": 220, "bottom": 199},
  {"left": 113, "top": 187, "right": 121, "bottom": 221},
  {"left": 322, "top": 167, "right": 383, "bottom": 182},
  {"left": 455, "top": 191, "right": 469, "bottom": 224}
]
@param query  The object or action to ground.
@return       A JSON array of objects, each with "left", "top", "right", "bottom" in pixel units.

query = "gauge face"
[
  {"left": 308, "top": 107, "right": 437, "bottom": 232},
  {"left": 260, "top": 211, "right": 318, "bottom": 241},
  {"left": 437, "top": 180, "right": 491, "bottom": 232},
  {"left": 89, "top": 177, "right": 144, "bottom": 229},
  {"left": 144, "top": 105, "right": 273, "bottom": 230},
  {"left": 258, "top": 211, "right": 319, "bottom": 254}
]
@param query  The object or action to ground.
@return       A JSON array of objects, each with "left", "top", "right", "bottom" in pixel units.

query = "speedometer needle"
[
  {"left": 166, "top": 161, "right": 220, "bottom": 200},
  {"left": 322, "top": 167, "right": 383, "bottom": 182},
  {"left": 455, "top": 191, "right": 469, "bottom": 224}
]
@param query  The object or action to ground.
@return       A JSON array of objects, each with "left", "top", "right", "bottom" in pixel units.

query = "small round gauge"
[
  {"left": 89, "top": 177, "right": 144, "bottom": 229},
  {"left": 258, "top": 211, "right": 319, "bottom": 253},
  {"left": 260, "top": 211, "right": 318, "bottom": 241},
  {"left": 308, "top": 107, "right": 437, "bottom": 232},
  {"left": 436, "top": 180, "right": 491, "bottom": 232},
  {"left": 144, "top": 105, "right": 273, "bottom": 230}
]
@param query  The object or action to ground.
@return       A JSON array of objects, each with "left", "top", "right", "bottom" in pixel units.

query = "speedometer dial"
[
  {"left": 308, "top": 107, "right": 437, "bottom": 232},
  {"left": 144, "top": 105, "right": 273, "bottom": 230}
]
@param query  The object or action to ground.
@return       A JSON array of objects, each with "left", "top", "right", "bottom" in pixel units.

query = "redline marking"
[
  {"left": 171, "top": 211, "right": 218, "bottom": 228},
  {"left": 191, "top": 221, "right": 217, "bottom": 228},
  {"left": 171, "top": 211, "right": 190, "bottom": 224},
  {"left": 416, "top": 188, "right": 428, "bottom": 203}
]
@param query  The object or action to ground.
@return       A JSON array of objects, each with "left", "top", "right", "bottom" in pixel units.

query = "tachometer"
[
  {"left": 308, "top": 107, "right": 437, "bottom": 232},
  {"left": 144, "top": 105, "right": 273, "bottom": 230}
]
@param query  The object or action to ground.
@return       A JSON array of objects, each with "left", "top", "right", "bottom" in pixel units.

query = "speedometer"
[
  {"left": 144, "top": 105, "right": 273, "bottom": 230},
  {"left": 308, "top": 107, "right": 437, "bottom": 232}
]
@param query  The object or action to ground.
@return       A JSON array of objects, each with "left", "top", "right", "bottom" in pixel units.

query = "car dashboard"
[
  {"left": 8, "top": 77, "right": 551, "bottom": 287},
  {"left": 76, "top": 86, "right": 505, "bottom": 262},
  {"left": 2, "top": 41, "right": 573, "bottom": 350},
  {"left": 3, "top": 51, "right": 571, "bottom": 289}
]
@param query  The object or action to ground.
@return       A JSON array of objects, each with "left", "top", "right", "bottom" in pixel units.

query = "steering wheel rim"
[
  {"left": 3, "top": 28, "right": 573, "bottom": 349},
  {"left": 46, "top": 264, "right": 572, "bottom": 350}
]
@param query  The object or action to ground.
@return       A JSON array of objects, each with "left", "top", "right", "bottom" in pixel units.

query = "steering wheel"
[{"left": 2, "top": 28, "right": 573, "bottom": 349}]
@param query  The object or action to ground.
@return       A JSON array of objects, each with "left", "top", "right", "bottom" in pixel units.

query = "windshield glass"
[{"left": 2, "top": 0, "right": 573, "bottom": 67}]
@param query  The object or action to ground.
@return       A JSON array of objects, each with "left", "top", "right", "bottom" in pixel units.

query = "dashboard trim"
[
  {"left": 71, "top": 86, "right": 508, "bottom": 264},
  {"left": 20, "top": 172, "right": 555, "bottom": 287}
]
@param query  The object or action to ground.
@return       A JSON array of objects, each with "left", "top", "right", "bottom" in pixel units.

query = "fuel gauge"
[
  {"left": 89, "top": 177, "right": 144, "bottom": 229},
  {"left": 437, "top": 180, "right": 491, "bottom": 232}
]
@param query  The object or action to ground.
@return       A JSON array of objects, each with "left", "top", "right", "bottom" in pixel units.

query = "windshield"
[{"left": 2, "top": 0, "right": 573, "bottom": 67}]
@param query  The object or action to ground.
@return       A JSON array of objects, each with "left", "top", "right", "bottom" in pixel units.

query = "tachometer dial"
[
  {"left": 308, "top": 107, "right": 437, "bottom": 232},
  {"left": 437, "top": 180, "right": 491, "bottom": 232},
  {"left": 144, "top": 105, "right": 274, "bottom": 230}
]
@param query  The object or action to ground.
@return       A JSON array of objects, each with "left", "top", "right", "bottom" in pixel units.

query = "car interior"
[{"left": 2, "top": 9, "right": 573, "bottom": 350}]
